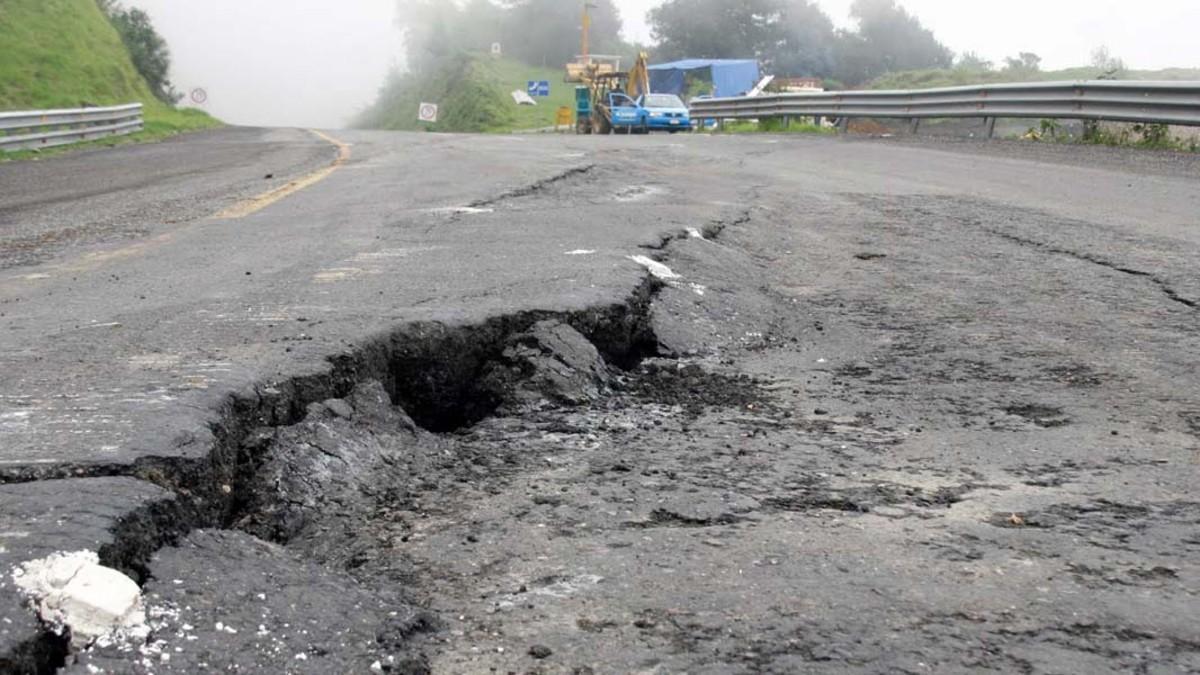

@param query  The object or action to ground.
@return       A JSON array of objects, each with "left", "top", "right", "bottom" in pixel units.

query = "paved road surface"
[{"left": 0, "top": 129, "right": 1197, "bottom": 673}]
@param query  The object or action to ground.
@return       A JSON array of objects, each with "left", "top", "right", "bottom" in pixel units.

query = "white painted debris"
[
  {"left": 565, "top": 249, "right": 596, "bottom": 256},
  {"left": 511, "top": 90, "right": 537, "bottom": 106},
  {"left": 686, "top": 227, "right": 705, "bottom": 239},
  {"left": 0, "top": 411, "right": 32, "bottom": 431},
  {"left": 627, "top": 255, "right": 681, "bottom": 280},
  {"left": 12, "top": 551, "right": 148, "bottom": 647},
  {"left": 614, "top": 185, "right": 663, "bottom": 202},
  {"left": 429, "top": 206, "right": 495, "bottom": 216},
  {"left": 531, "top": 574, "right": 604, "bottom": 599}
]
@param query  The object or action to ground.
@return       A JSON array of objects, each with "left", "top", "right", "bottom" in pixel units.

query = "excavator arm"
[{"left": 627, "top": 52, "right": 650, "bottom": 102}]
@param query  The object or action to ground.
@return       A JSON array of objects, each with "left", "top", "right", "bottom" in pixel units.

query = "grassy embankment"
[
  {"left": 357, "top": 53, "right": 578, "bottom": 133},
  {"left": 0, "top": 0, "right": 220, "bottom": 160},
  {"left": 867, "top": 66, "right": 1200, "bottom": 91}
]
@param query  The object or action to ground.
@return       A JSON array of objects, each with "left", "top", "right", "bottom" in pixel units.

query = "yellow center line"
[
  {"left": 213, "top": 129, "right": 351, "bottom": 220},
  {"left": 0, "top": 130, "right": 353, "bottom": 287}
]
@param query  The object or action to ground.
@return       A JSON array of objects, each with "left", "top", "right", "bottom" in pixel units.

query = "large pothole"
[{"left": 19, "top": 280, "right": 665, "bottom": 674}]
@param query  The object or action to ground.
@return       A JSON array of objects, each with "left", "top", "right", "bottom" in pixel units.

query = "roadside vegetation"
[
  {"left": 96, "top": 0, "right": 182, "bottom": 105},
  {"left": 1022, "top": 119, "right": 1199, "bottom": 152},
  {"left": 356, "top": 55, "right": 576, "bottom": 133},
  {"left": 356, "top": 0, "right": 634, "bottom": 133},
  {"left": 0, "top": 0, "right": 219, "bottom": 160},
  {"left": 705, "top": 118, "right": 834, "bottom": 136},
  {"left": 867, "top": 65, "right": 1200, "bottom": 92}
]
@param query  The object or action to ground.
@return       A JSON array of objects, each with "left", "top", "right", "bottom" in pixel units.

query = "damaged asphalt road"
[{"left": 1, "top": 130, "right": 1199, "bottom": 673}]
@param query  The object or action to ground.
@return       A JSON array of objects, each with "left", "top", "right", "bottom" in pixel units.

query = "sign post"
[
  {"left": 527, "top": 81, "right": 551, "bottom": 98},
  {"left": 418, "top": 102, "right": 439, "bottom": 124}
]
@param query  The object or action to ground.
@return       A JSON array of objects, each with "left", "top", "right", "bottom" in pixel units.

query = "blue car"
[
  {"left": 640, "top": 93, "right": 691, "bottom": 132},
  {"left": 607, "top": 92, "right": 646, "bottom": 133}
]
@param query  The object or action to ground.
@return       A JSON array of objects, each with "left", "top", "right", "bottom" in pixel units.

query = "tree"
[
  {"left": 396, "top": 0, "right": 468, "bottom": 73},
  {"left": 501, "top": 0, "right": 626, "bottom": 67},
  {"left": 649, "top": 0, "right": 782, "bottom": 61},
  {"left": 775, "top": 0, "right": 837, "bottom": 77},
  {"left": 955, "top": 51, "right": 993, "bottom": 71},
  {"left": 1003, "top": 52, "right": 1041, "bottom": 73},
  {"left": 648, "top": 0, "right": 836, "bottom": 77},
  {"left": 1090, "top": 46, "right": 1125, "bottom": 76},
  {"left": 97, "top": 0, "right": 180, "bottom": 104},
  {"left": 834, "top": 0, "right": 952, "bottom": 84},
  {"left": 396, "top": 0, "right": 629, "bottom": 73}
]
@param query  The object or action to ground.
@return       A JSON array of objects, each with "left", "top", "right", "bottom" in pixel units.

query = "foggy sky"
[
  {"left": 129, "top": 0, "right": 403, "bottom": 129},
  {"left": 130, "top": 0, "right": 1199, "bottom": 130}
]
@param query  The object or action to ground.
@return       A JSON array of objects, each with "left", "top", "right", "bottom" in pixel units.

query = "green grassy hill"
[
  {"left": 356, "top": 54, "right": 577, "bottom": 133},
  {"left": 867, "top": 66, "right": 1200, "bottom": 91},
  {"left": 0, "top": 0, "right": 217, "bottom": 149}
]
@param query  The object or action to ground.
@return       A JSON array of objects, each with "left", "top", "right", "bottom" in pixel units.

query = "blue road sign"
[{"left": 527, "top": 80, "right": 551, "bottom": 97}]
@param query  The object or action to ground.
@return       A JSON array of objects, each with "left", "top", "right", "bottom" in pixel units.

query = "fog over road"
[{"left": 0, "top": 130, "right": 1197, "bottom": 673}]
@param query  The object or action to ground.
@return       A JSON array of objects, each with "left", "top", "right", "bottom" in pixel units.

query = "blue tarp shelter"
[{"left": 648, "top": 59, "right": 760, "bottom": 98}]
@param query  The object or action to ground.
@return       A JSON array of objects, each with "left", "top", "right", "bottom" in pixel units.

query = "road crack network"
[{"left": 987, "top": 228, "right": 1198, "bottom": 309}]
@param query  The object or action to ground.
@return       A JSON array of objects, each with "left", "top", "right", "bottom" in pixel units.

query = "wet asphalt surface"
[{"left": 1, "top": 128, "right": 1198, "bottom": 673}]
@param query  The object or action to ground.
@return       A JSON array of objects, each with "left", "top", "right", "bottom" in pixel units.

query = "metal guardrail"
[
  {"left": 0, "top": 103, "right": 144, "bottom": 152},
  {"left": 689, "top": 81, "right": 1200, "bottom": 135}
]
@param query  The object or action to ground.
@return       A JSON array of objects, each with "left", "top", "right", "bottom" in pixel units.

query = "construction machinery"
[
  {"left": 565, "top": 2, "right": 651, "bottom": 134},
  {"left": 574, "top": 53, "right": 650, "bottom": 134}
]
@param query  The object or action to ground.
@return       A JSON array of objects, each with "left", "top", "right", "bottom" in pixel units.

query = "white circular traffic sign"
[
  {"left": 418, "top": 102, "right": 439, "bottom": 123},
  {"left": 190, "top": 88, "right": 208, "bottom": 105}
]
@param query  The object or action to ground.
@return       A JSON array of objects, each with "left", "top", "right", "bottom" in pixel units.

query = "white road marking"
[{"left": 565, "top": 249, "right": 596, "bottom": 256}]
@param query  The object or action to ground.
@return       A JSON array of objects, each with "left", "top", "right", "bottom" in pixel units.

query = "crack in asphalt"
[
  {"left": 986, "top": 229, "right": 1198, "bottom": 309},
  {"left": 639, "top": 208, "right": 753, "bottom": 251},
  {"left": 467, "top": 164, "right": 597, "bottom": 209}
]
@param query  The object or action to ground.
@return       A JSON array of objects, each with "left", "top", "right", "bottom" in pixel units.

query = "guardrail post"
[
  {"left": 909, "top": 118, "right": 921, "bottom": 135},
  {"left": 837, "top": 117, "right": 849, "bottom": 134},
  {"left": 985, "top": 117, "right": 997, "bottom": 139}
]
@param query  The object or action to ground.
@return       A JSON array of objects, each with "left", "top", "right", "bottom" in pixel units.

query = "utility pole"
[{"left": 581, "top": 2, "right": 595, "bottom": 63}]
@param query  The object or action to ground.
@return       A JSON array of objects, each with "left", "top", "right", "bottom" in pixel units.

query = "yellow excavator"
[{"left": 566, "top": 3, "right": 650, "bottom": 134}]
